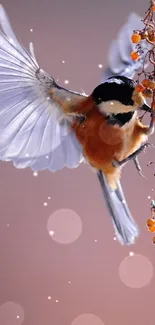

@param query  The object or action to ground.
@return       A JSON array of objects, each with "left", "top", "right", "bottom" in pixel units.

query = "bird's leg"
[
  {"left": 112, "top": 111, "right": 155, "bottom": 168},
  {"left": 112, "top": 142, "right": 153, "bottom": 168}
]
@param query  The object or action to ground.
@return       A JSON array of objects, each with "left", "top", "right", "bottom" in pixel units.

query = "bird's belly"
[{"left": 73, "top": 116, "right": 125, "bottom": 172}]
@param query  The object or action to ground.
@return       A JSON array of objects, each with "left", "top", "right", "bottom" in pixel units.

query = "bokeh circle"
[
  {"left": 47, "top": 209, "right": 82, "bottom": 244},
  {"left": 71, "top": 314, "right": 105, "bottom": 325},
  {"left": 99, "top": 120, "right": 123, "bottom": 146},
  {"left": 0, "top": 302, "right": 24, "bottom": 325},
  {"left": 119, "top": 254, "right": 154, "bottom": 288}
]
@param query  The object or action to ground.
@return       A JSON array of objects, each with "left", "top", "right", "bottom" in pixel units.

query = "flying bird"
[{"left": 0, "top": 6, "right": 153, "bottom": 245}]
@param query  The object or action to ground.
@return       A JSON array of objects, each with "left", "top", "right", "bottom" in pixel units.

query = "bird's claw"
[
  {"left": 140, "top": 142, "right": 154, "bottom": 154},
  {"left": 138, "top": 170, "right": 146, "bottom": 179}
]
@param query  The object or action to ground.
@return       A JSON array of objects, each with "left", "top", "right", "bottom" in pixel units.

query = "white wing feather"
[
  {"left": 103, "top": 13, "right": 151, "bottom": 80},
  {"left": 0, "top": 5, "right": 85, "bottom": 171}
]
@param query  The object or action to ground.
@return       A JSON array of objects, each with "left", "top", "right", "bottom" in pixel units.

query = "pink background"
[{"left": 0, "top": 0, "right": 155, "bottom": 324}]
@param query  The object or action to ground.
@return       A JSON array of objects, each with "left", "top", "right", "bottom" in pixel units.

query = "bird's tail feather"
[{"left": 97, "top": 170, "right": 139, "bottom": 245}]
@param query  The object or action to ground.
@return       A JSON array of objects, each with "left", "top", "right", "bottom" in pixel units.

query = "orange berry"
[
  {"left": 144, "top": 88, "right": 153, "bottom": 98},
  {"left": 152, "top": 5, "right": 155, "bottom": 11},
  {"left": 148, "top": 80, "right": 155, "bottom": 89},
  {"left": 131, "top": 33, "right": 141, "bottom": 43},
  {"left": 152, "top": 236, "right": 155, "bottom": 244},
  {"left": 146, "top": 218, "right": 155, "bottom": 227},
  {"left": 142, "top": 79, "right": 150, "bottom": 87},
  {"left": 148, "top": 225, "right": 155, "bottom": 233},
  {"left": 130, "top": 51, "right": 140, "bottom": 61},
  {"left": 135, "top": 84, "right": 145, "bottom": 93}
]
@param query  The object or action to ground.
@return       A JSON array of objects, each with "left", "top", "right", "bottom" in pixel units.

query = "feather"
[
  {"left": 0, "top": 5, "right": 86, "bottom": 171},
  {"left": 97, "top": 170, "right": 139, "bottom": 245},
  {"left": 103, "top": 12, "right": 151, "bottom": 80}
]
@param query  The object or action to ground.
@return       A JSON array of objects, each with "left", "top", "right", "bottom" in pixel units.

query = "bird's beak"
[{"left": 140, "top": 103, "right": 151, "bottom": 112}]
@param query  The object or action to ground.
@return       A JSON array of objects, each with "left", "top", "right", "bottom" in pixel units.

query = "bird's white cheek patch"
[
  {"left": 98, "top": 100, "right": 136, "bottom": 115},
  {"left": 98, "top": 101, "right": 114, "bottom": 115}
]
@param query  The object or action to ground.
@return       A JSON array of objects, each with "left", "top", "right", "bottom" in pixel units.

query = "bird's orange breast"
[{"left": 72, "top": 107, "right": 125, "bottom": 172}]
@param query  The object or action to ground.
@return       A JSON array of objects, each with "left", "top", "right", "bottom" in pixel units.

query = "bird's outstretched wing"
[
  {"left": 103, "top": 13, "right": 150, "bottom": 80},
  {"left": 0, "top": 5, "right": 87, "bottom": 171}
]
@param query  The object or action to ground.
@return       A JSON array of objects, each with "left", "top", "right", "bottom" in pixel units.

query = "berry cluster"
[{"left": 130, "top": 0, "right": 155, "bottom": 110}]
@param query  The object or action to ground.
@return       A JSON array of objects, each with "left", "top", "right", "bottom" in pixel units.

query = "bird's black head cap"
[{"left": 92, "top": 76, "right": 136, "bottom": 106}]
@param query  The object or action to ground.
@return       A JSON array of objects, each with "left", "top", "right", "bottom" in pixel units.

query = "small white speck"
[
  {"left": 56, "top": 300, "right": 59, "bottom": 303},
  {"left": 44, "top": 202, "right": 48, "bottom": 206},
  {"left": 68, "top": 281, "right": 71, "bottom": 284},
  {"left": 46, "top": 155, "right": 49, "bottom": 159},
  {"left": 9, "top": 38, "right": 14, "bottom": 44},
  {"left": 33, "top": 172, "right": 38, "bottom": 177},
  {"left": 48, "top": 296, "right": 51, "bottom": 300},
  {"left": 7, "top": 224, "right": 9, "bottom": 227},
  {"left": 64, "top": 80, "right": 69, "bottom": 84},
  {"left": 17, "top": 316, "right": 20, "bottom": 319},
  {"left": 30, "top": 28, "right": 33, "bottom": 32},
  {"left": 66, "top": 97, "right": 71, "bottom": 102},
  {"left": 113, "top": 237, "right": 117, "bottom": 241},
  {"left": 122, "top": 199, "right": 126, "bottom": 204},
  {"left": 48, "top": 197, "right": 51, "bottom": 200},
  {"left": 49, "top": 230, "right": 54, "bottom": 236},
  {"left": 152, "top": 189, "right": 154, "bottom": 191},
  {"left": 110, "top": 101, "right": 114, "bottom": 106},
  {"left": 98, "top": 64, "right": 103, "bottom": 68},
  {"left": 62, "top": 60, "right": 65, "bottom": 63},
  {"left": 129, "top": 251, "right": 134, "bottom": 256},
  {"left": 47, "top": 97, "right": 50, "bottom": 100},
  {"left": 95, "top": 239, "right": 98, "bottom": 242},
  {"left": 26, "top": 153, "right": 29, "bottom": 157},
  {"left": 148, "top": 196, "right": 151, "bottom": 199},
  {"left": 125, "top": 67, "right": 130, "bottom": 73}
]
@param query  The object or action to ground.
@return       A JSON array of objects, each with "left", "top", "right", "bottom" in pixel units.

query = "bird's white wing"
[
  {"left": 0, "top": 5, "right": 87, "bottom": 171},
  {"left": 103, "top": 13, "right": 151, "bottom": 80}
]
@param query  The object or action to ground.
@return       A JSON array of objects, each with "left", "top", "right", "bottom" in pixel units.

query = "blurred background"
[{"left": 0, "top": 0, "right": 155, "bottom": 324}]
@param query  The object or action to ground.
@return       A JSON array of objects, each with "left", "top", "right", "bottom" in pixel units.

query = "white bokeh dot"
[
  {"left": 0, "top": 302, "right": 24, "bottom": 325},
  {"left": 71, "top": 314, "right": 105, "bottom": 325},
  {"left": 47, "top": 209, "right": 82, "bottom": 244},
  {"left": 99, "top": 120, "right": 123, "bottom": 145},
  {"left": 119, "top": 254, "right": 154, "bottom": 288}
]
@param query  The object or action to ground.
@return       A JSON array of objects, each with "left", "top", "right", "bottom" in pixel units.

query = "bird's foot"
[{"left": 112, "top": 142, "right": 153, "bottom": 168}]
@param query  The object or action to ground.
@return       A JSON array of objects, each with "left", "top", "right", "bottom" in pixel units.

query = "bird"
[{"left": 0, "top": 5, "right": 153, "bottom": 245}]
